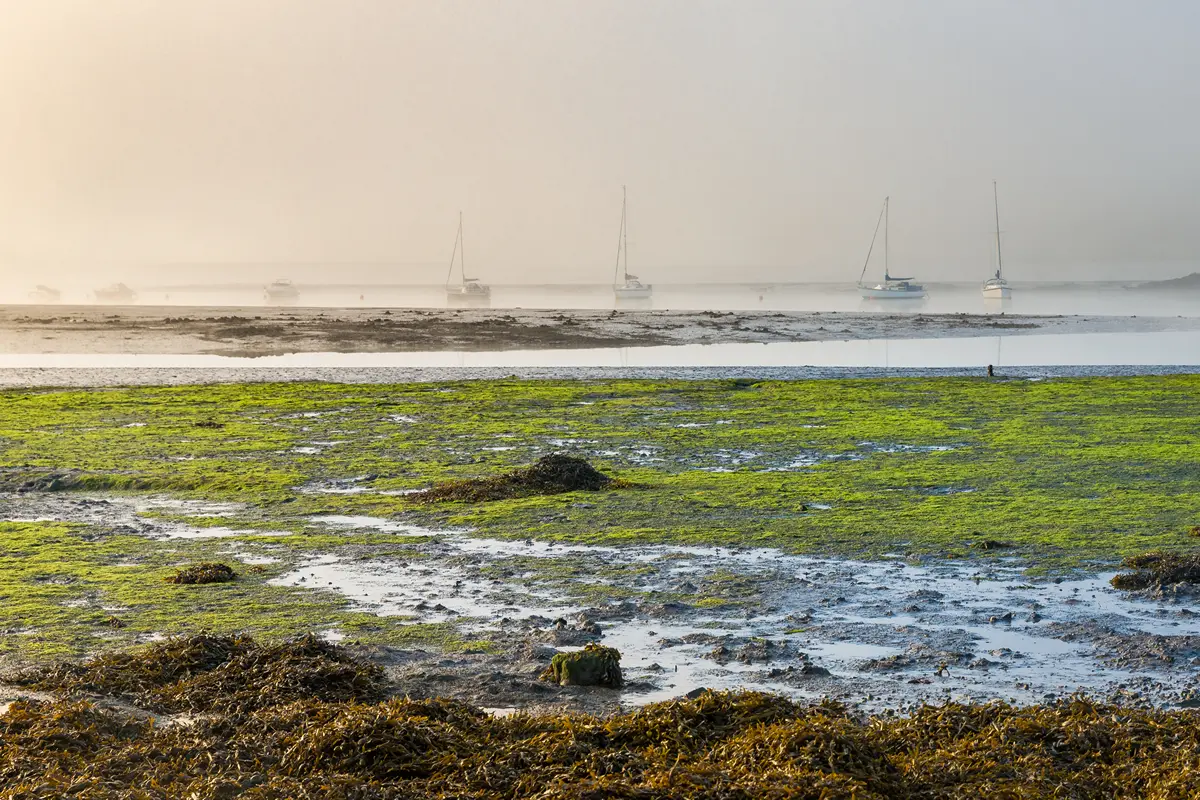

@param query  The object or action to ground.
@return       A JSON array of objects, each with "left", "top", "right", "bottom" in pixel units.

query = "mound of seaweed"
[
  {"left": 8, "top": 633, "right": 386, "bottom": 713},
  {"left": 415, "top": 454, "right": 617, "bottom": 503},
  {"left": 165, "top": 562, "right": 237, "bottom": 584},
  {"left": 541, "top": 643, "right": 623, "bottom": 687},
  {"left": 3, "top": 688, "right": 1200, "bottom": 798},
  {"left": 1111, "top": 551, "right": 1200, "bottom": 590}
]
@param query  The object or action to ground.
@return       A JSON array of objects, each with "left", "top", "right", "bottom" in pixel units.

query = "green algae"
[
  {"left": 540, "top": 643, "right": 623, "bottom": 687},
  {"left": 3, "top": 377, "right": 1200, "bottom": 569},
  {"left": 0, "top": 522, "right": 467, "bottom": 662}
]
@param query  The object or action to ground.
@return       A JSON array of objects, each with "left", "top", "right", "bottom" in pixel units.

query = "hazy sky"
[{"left": 1, "top": 0, "right": 1198, "bottom": 285}]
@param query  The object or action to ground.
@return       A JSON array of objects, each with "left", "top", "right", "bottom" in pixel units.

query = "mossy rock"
[
  {"left": 540, "top": 643, "right": 623, "bottom": 688},
  {"left": 165, "top": 562, "right": 237, "bottom": 585},
  {"left": 416, "top": 454, "right": 615, "bottom": 504},
  {"left": 1111, "top": 551, "right": 1200, "bottom": 591}
]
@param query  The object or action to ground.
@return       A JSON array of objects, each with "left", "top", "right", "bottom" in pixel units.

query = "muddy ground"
[
  {"left": 4, "top": 492, "right": 1198, "bottom": 717},
  {"left": 3, "top": 304, "right": 1198, "bottom": 356}
]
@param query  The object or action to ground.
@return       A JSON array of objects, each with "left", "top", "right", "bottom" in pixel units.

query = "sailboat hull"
[
  {"left": 614, "top": 285, "right": 652, "bottom": 299},
  {"left": 446, "top": 287, "right": 491, "bottom": 307},
  {"left": 982, "top": 284, "right": 1011, "bottom": 299},
  {"left": 859, "top": 286, "right": 926, "bottom": 300}
]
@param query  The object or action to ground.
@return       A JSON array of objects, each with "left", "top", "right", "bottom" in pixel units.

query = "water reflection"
[
  {"left": 5, "top": 282, "right": 1198, "bottom": 317},
  {"left": 2, "top": 330, "right": 1198, "bottom": 370}
]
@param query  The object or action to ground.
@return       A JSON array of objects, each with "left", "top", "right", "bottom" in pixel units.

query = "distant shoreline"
[
  {"left": 52, "top": 277, "right": 1200, "bottom": 292},
  {"left": 2, "top": 305, "right": 1197, "bottom": 358}
]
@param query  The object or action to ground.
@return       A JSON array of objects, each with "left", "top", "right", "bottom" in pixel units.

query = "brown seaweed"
[
  {"left": 414, "top": 454, "right": 622, "bottom": 503},
  {"left": 4, "top": 637, "right": 1200, "bottom": 797},
  {"left": 164, "top": 562, "right": 237, "bottom": 585},
  {"left": 1111, "top": 550, "right": 1200, "bottom": 590},
  {"left": 8, "top": 633, "right": 386, "bottom": 713}
]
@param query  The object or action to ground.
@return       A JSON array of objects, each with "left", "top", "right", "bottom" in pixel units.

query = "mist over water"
[
  {"left": 2, "top": 1, "right": 1200, "bottom": 288},
  {"left": 5, "top": 282, "right": 1200, "bottom": 318}
]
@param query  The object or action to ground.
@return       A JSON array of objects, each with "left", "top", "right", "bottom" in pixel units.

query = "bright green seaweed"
[
  {"left": 0, "top": 520, "right": 466, "bottom": 661},
  {"left": 1, "top": 377, "right": 1199, "bottom": 661},
  {"left": 2, "top": 378, "right": 1199, "bottom": 564}
]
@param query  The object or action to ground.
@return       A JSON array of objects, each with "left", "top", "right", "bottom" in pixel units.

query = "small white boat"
[
  {"left": 860, "top": 280, "right": 925, "bottom": 300},
  {"left": 264, "top": 279, "right": 300, "bottom": 303},
  {"left": 614, "top": 277, "right": 652, "bottom": 299},
  {"left": 613, "top": 186, "right": 652, "bottom": 300},
  {"left": 28, "top": 285, "right": 62, "bottom": 303},
  {"left": 982, "top": 274, "right": 1010, "bottom": 300},
  {"left": 447, "top": 279, "right": 491, "bottom": 301},
  {"left": 982, "top": 181, "right": 1012, "bottom": 299},
  {"left": 857, "top": 197, "right": 926, "bottom": 300},
  {"left": 93, "top": 283, "right": 137, "bottom": 303},
  {"left": 445, "top": 212, "right": 491, "bottom": 304}
]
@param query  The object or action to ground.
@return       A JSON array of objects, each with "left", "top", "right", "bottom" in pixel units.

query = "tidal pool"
[{"left": 269, "top": 515, "right": 1200, "bottom": 711}]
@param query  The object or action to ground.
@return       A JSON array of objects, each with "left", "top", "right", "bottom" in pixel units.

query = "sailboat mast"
[
  {"left": 458, "top": 212, "right": 466, "bottom": 284},
  {"left": 992, "top": 181, "right": 1003, "bottom": 278},
  {"left": 622, "top": 186, "right": 629, "bottom": 281},
  {"left": 883, "top": 196, "right": 889, "bottom": 280},
  {"left": 614, "top": 186, "right": 627, "bottom": 286},
  {"left": 445, "top": 211, "right": 462, "bottom": 288},
  {"left": 857, "top": 197, "right": 888, "bottom": 286}
]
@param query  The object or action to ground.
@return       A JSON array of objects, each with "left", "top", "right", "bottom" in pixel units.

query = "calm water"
[
  {"left": 7, "top": 282, "right": 1200, "bottom": 317},
  {"left": 2, "top": 331, "right": 1198, "bottom": 370}
]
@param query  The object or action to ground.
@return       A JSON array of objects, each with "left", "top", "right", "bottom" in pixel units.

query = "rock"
[
  {"left": 539, "top": 644, "right": 623, "bottom": 688},
  {"left": 684, "top": 687, "right": 709, "bottom": 699},
  {"left": 525, "top": 644, "right": 559, "bottom": 661},
  {"left": 640, "top": 601, "right": 692, "bottom": 617}
]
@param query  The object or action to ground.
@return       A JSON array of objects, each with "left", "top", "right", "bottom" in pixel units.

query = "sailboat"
[
  {"left": 264, "top": 278, "right": 300, "bottom": 304},
  {"left": 93, "top": 283, "right": 137, "bottom": 303},
  {"left": 982, "top": 181, "right": 1012, "bottom": 299},
  {"left": 857, "top": 197, "right": 926, "bottom": 300},
  {"left": 445, "top": 212, "right": 491, "bottom": 303},
  {"left": 28, "top": 285, "right": 61, "bottom": 303},
  {"left": 613, "top": 186, "right": 652, "bottom": 300}
]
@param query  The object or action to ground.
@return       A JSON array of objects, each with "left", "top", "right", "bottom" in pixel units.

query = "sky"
[{"left": 0, "top": 0, "right": 1198, "bottom": 286}]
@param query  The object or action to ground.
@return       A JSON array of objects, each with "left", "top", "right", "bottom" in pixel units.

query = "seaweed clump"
[
  {"left": 165, "top": 562, "right": 236, "bottom": 585},
  {"left": 415, "top": 454, "right": 617, "bottom": 503},
  {"left": 1111, "top": 551, "right": 1200, "bottom": 591},
  {"left": 540, "top": 643, "right": 623, "bottom": 687},
  {"left": 3, "top": 689, "right": 1200, "bottom": 797},
  {"left": 9, "top": 633, "right": 386, "bottom": 713}
]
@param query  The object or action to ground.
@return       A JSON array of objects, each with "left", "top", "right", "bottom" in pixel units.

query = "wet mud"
[
  {"left": 3, "top": 304, "right": 1196, "bottom": 356},
  {"left": 5, "top": 492, "right": 1199, "bottom": 715}
]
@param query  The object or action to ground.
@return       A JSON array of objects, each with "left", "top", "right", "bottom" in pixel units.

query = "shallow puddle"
[{"left": 272, "top": 514, "right": 1200, "bottom": 710}]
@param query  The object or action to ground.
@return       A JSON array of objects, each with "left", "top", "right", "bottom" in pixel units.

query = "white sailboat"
[
  {"left": 93, "top": 283, "right": 137, "bottom": 303},
  {"left": 857, "top": 197, "right": 926, "bottom": 300},
  {"left": 982, "top": 181, "right": 1012, "bottom": 299},
  {"left": 613, "top": 186, "right": 652, "bottom": 300},
  {"left": 264, "top": 278, "right": 300, "bottom": 303},
  {"left": 28, "top": 285, "right": 61, "bottom": 303},
  {"left": 445, "top": 212, "right": 491, "bottom": 304}
]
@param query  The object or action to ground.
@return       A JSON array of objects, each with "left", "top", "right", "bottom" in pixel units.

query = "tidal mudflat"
[
  {"left": 2, "top": 376, "right": 1199, "bottom": 718},
  {"left": 4, "top": 304, "right": 1197, "bottom": 356}
]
